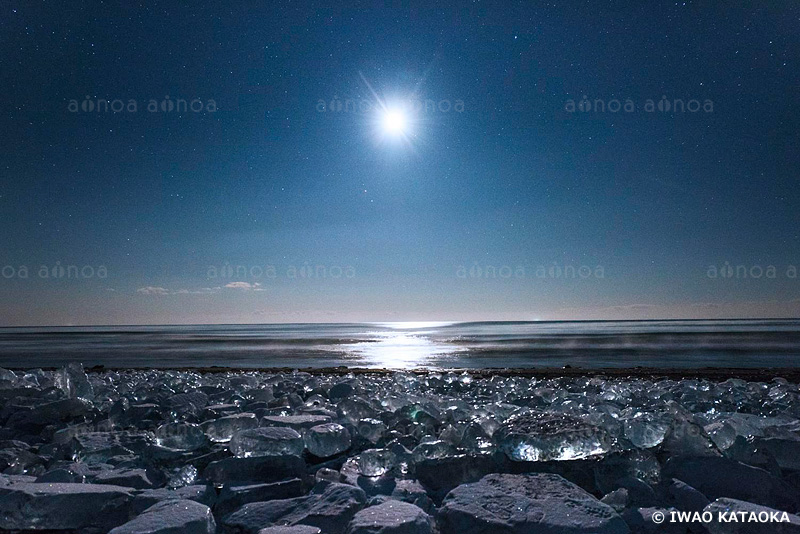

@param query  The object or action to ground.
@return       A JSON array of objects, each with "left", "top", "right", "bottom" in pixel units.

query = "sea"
[{"left": 0, "top": 319, "right": 799, "bottom": 370}]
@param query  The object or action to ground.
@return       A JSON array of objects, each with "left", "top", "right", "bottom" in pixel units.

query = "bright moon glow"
[{"left": 381, "top": 109, "right": 407, "bottom": 135}]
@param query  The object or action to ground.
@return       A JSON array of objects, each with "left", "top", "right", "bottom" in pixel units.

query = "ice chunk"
[
  {"left": 262, "top": 414, "right": 332, "bottom": 430},
  {"left": 661, "top": 415, "right": 719, "bottom": 457},
  {"left": 166, "top": 391, "right": 209, "bottom": 418},
  {"left": 167, "top": 465, "right": 198, "bottom": 488},
  {"left": 358, "top": 448, "right": 396, "bottom": 477},
  {"left": 411, "top": 440, "right": 454, "bottom": 463},
  {"left": 0, "top": 368, "right": 17, "bottom": 388},
  {"left": 71, "top": 432, "right": 135, "bottom": 463},
  {"left": 623, "top": 413, "right": 670, "bottom": 449},
  {"left": 55, "top": 362, "right": 94, "bottom": 400},
  {"left": 305, "top": 423, "right": 351, "bottom": 457},
  {"left": 230, "top": 427, "right": 304, "bottom": 457},
  {"left": 315, "top": 467, "right": 342, "bottom": 484},
  {"left": 338, "top": 398, "right": 378, "bottom": 424},
  {"left": 203, "top": 412, "right": 258, "bottom": 443},
  {"left": 497, "top": 412, "right": 611, "bottom": 461},
  {"left": 155, "top": 422, "right": 207, "bottom": 451},
  {"left": 460, "top": 421, "right": 494, "bottom": 453},
  {"left": 357, "top": 418, "right": 386, "bottom": 443}
]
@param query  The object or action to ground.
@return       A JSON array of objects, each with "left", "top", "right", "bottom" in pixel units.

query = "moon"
[{"left": 381, "top": 109, "right": 407, "bottom": 136}]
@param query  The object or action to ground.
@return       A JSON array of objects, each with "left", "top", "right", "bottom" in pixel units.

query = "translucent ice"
[
  {"left": 623, "top": 413, "right": 671, "bottom": 449},
  {"left": 357, "top": 418, "right": 386, "bottom": 444},
  {"left": 412, "top": 440, "right": 454, "bottom": 463},
  {"left": 497, "top": 412, "right": 611, "bottom": 461},
  {"left": 357, "top": 448, "right": 395, "bottom": 476},
  {"left": 230, "top": 427, "right": 304, "bottom": 458},
  {"left": 167, "top": 465, "right": 198, "bottom": 489},
  {"left": 55, "top": 363, "right": 94, "bottom": 400},
  {"left": 305, "top": 423, "right": 351, "bottom": 457},
  {"left": 203, "top": 413, "right": 258, "bottom": 443},
  {"left": 155, "top": 422, "right": 207, "bottom": 451}
]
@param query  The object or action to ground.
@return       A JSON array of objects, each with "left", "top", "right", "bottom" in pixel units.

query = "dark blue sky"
[{"left": 2, "top": 1, "right": 799, "bottom": 325}]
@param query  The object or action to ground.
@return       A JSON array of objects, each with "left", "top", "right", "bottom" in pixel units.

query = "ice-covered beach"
[{"left": 2, "top": 363, "right": 800, "bottom": 533}]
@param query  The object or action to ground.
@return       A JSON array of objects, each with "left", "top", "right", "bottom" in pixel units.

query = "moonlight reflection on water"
[{"left": 337, "top": 322, "right": 463, "bottom": 368}]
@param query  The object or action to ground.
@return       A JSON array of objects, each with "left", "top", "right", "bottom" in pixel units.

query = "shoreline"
[
  {"left": 1, "top": 363, "right": 799, "bottom": 531},
  {"left": 5, "top": 364, "right": 800, "bottom": 382}
]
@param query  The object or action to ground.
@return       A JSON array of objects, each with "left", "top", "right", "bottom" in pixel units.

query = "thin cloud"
[
  {"left": 136, "top": 283, "right": 264, "bottom": 295},
  {"left": 136, "top": 286, "right": 170, "bottom": 295},
  {"left": 224, "top": 282, "right": 265, "bottom": 291}
]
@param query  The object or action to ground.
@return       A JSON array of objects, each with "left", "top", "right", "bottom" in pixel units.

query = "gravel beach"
[{"left": 2, "top": 363, "right": 800, "bottom": 533}]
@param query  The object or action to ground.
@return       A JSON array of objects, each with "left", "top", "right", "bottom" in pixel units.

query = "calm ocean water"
[{"left": 0, "top": 320, "right": 799, "bottom": 369}]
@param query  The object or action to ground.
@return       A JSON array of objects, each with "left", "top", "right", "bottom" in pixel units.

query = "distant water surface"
[{"left": 0, "top": 320, "right": 799, "bottom": 369}]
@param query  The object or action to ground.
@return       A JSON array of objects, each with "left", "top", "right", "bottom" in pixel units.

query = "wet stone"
[
  {"left": 204, "top": 454, "right": 306, "bottom": 484},
  {"left": 3, "top": 367, "right": 800, "bottom": 534},
  {"left": 94, "top": 467, "right": 166, "bottom": 489},
  {"left": 257, "top": 527, "right": 322, "bottom": 534},
  {"left": 215, "top": 478, "right": 306, "bottom": 516},
  {"left": 663, "top": 456, "right": 800, "bottom": 511},
  {"left": 346, "top": 500, "right": 433, "bottom": 534},
  {"left": 0, "top": 482, "right": 135, "bottom": 531},
  {"left": 704, "top": 498, "right": 800, "bottom": 534},
  {"left": 71, "top": 432, "right": 136, "bottom": 463},
  {"left": 131, "top": 485, "right": 217, "bottom": 515},
  {"left": 414, "top": 453, "right": 495, "bottom": 502},
  {"left": 438, "top": 473, "right": 629, "bottom": 534},
  {"left": 661, "top": 477, "right": 709, "bottom": 512},
  {"left": 223, "top": 482, "right": 367, "bottom": 534},
  {"left": 109, "top": 499, "right": 216, "bottom": 534}
]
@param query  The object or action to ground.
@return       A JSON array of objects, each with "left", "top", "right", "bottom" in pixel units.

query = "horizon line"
[{"left": 1, "top": 317, "right": 799, "bottom": 329}]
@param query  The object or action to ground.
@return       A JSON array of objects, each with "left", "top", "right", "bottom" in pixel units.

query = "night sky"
[{"left": 2, "top": 1, "right": 799, "bottom": 325}]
